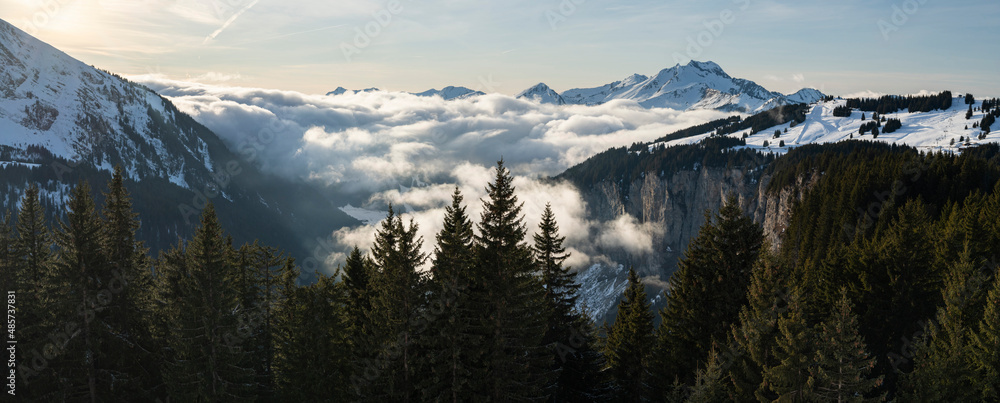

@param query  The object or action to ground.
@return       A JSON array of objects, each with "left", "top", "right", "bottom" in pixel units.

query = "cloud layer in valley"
[{"left": 132, "top": 76, "right": 729, "bottom": 273}]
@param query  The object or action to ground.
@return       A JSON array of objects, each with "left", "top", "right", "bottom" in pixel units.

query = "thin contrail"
[{"left": 203, "top": 0, "right": 261, "bottom": 45}]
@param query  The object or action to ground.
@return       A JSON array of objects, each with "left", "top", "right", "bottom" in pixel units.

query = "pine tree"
[
  {"left": 968, "top": 264, "right": 1000, "bottom": 400},
  {"left": 157, "top": 204, "right": 254, "bottom": 401},
  {"left": 342, "top": 245, "right": 383, "bottom": 399},
  {"left": 534, "top": 203, "right": 606, "bottom": 401},
  {"left": 49, "top": 181, "right": 109, "bottom": 401},
  {"left": 653, "top": 195, "right": 763, "bottom": 390},
  {"left": 367, "top": 206, "right": 427, "bottom": 402},
  {"left": 232, "top": 242, "right": 286, "bottom": 399},
  {"left": 418, "top": 188, "right": 478, "bottom": 402},
  {"left": 274, "top": 261, "right": 351, "bottom": 400},
  {"left": 809, "top": 289, "right": 883, "bottom": 402},
  {"left": 859, "top": 200, "right": 939, "bottom": 391},
  {"left": 13, "top": 184, "right": 53, "bottom": 396},
  {"left": 762, "top": 288, "right": 813, "bottom": 402},
  {"left": 898, "top": 252, "right": 980, "bottom": 402},
  {"left": 687, "top": 347, "right": 731, "bottom": 403},
  {"left": 99, "top": 166, "right": 157, "bottom": 399},
  {"left": 472, "top": 160, "right": 552, "bottom": 401},
  {"left": 727, "top": 250, "right": 789, "bottom": 401},
  {"left": 967, "top": 104, "right": 974, "bottom": 119},
  {"left": 603, "top": 267, "right": 654, "bottom": 402},
  {"left": 343, "top": 246, "right": 373, "bottom": 329}
]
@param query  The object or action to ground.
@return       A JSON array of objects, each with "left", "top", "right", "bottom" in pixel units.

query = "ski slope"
[{"left": 653, "top": 97, "right": 994, "bottom": 155}]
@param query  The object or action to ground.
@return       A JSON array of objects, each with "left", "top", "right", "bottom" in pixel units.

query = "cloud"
[
  {"left": 133, "top": 76, "right": 730, "bottom": 194},
  {"left": 130, "top": 76, "right": 728, "bottom": 273},
  {"left": 598, "top": 214, "right": 663, "bottom": 254},
  {"left": 842, "top": 90, "right": 886, "bottom": 99}
]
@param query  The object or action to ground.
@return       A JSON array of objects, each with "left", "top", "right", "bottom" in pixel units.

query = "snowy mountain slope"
[
  {"left": 0, "top": 18, "right": 359, "bottom": 268},
  {"left": 412, "top": 86, "right": 485, "bottom": 100},
  {"left": 561, "top": 73, "right": 649, "bottom": 106},
  {"left": 521, "top": 61, "right": 825, "bottom": 112},
  {"left": 653, "top": 96, "right": 993, "bottom": 155},
  {"left": 515, "top": 83, "right": 566, "bottom": 105},
  {"left": 0, "top": 19, "right": 236, "bottom": 191},
  {"left": 786, "top": 88, "right": 826, "bottom": 104},
  {"left": 565, "top": 94, "right": 993, "bottom": 322}
]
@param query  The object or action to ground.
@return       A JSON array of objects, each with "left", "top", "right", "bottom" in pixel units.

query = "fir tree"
[
  {"left": 157, "top": 204, "right": 254, "bottom": 401},
  {"left": 13, "top": 183, "right": 53, "bottom": 394},
  {"left": 472, "top": 160, "right": 552, "bottom": 401},
  {"left": 687, "top": 347, "right": 731, "bottom": 403},
  {"left": 49, "top": 181, "right": 109, "bottom": 401},
  {"left": 99, "top": 166, "right": 157, "bottom": 399},
  {"left": 419, "top": 188, "right": 478, "bottom": 402},
  {"left": 368, "top": 206, "right": 427, "bottom": 402},
  {"left": 273, "top": 262, "right": 351, "bottom": 401},
  {"left": 968, "top": 263, "right": 1000, "bottom": 400},
  {"left": 342, "top": 245, "right": 383, "bottom": 399},
  {"left": 653, "top": 195, "right": 763, "bottom": 389},
  {"left": 232, "top": 242, "right": 286, "bottom": 399},
  {"left": 727, "top": 249, "right": 789, "bottom": 401},
  {"left": 809, "top": 289, "right": 883, "bottom": 402},
  {"left": 603, "top": 267, "right": 654, "bottom": 402},
  {"left": 898, "top": 252, "right": 980, "bottom": 402},
  {"left": 534, "top": 203, "right": 606, "bottom": 401},
  {"left": 762, "top": 288, "right": 813, "bottom": 402}
]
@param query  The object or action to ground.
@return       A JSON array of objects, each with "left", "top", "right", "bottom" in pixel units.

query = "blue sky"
[{"left": 2, "top": 0, "right": 997, "bottom": 96}]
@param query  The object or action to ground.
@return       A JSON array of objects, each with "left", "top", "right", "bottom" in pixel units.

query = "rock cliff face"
[{"left": 573, "top": 164, "right": 815, "bottom": 322}]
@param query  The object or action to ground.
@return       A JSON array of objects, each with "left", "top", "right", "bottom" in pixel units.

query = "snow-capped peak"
[
  {"left": 551, "top": 61, "right": 824, "bottom": 112},
  {"left": 516, "top": 83, "right": 566, "bottom": 105},
  {"left": 325, "top": 87, "right": 381, "bottom": 96},
  {"left": 786, "top": 88, "right": 826, "bottom": 104},
  {"left": 326, "top": 87, "right": 349, "bottom": 96},
  {"left": 412, "top": 86, "right": 485, "bottom": 100}
]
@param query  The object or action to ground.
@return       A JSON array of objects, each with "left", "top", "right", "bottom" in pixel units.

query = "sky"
[{"left": 1, "top": 0, "right": 998, "bottom": 97}]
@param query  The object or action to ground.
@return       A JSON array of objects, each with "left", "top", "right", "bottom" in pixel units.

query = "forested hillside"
[{"left": 6, "top": 143, "right": 1000, "bottom": 401}]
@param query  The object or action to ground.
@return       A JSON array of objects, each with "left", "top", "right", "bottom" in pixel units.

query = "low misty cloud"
[
  {"left": 132, "top": 76, "right": 728, "bottom": 272},
  {"left": 134, "top": 75, "right": 728, "bottom": 192}
]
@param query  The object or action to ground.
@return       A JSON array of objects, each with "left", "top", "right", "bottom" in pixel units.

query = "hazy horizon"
[{"left": 1, "top": 0, "right": 997, "bottom": 97}]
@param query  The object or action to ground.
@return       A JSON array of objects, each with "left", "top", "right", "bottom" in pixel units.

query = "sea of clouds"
[{"left": 133, "top": 76, "right": 729, "bottom": 273}]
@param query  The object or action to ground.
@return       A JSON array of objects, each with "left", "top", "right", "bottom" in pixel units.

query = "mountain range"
[
  {"left": 331, "top": 60, "right": 826, "bottom": 112},
  {"left": 518, "top": 60, "right": 826, "bottom": 112}
]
